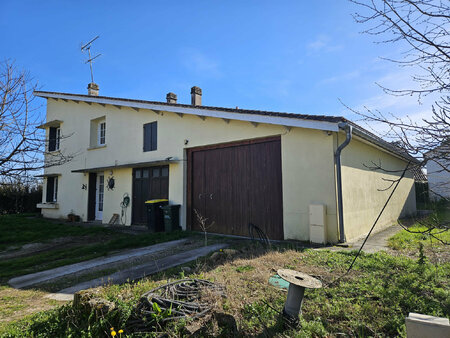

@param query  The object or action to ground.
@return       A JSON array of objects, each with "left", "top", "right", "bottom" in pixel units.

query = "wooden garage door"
[{"left": 187, "top": 136, "right": 283, "bottom": 240}]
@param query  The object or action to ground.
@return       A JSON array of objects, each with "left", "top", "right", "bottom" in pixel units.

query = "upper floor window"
[
  {"left": 90, "top": 117, "right": 106, "bottom": 148},
  {"left": 98, "top": 122, "right": 106, "bottom": 145},
  {"left": 48, "top": 127, "right": 61, "bottom": 152},
  {"left": 143, "top": 121, "right": 157, "bottom": 152}
]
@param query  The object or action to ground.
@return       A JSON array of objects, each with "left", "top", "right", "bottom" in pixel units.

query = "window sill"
[
  {"left": 37, "top": 203, "right": 59, "bottom": 209},
  {"left": 88, "top": 144, "right": 107, "bottom": 151},
  {"left": 45, "top": 149, "right": 61, "bottom": 154}
]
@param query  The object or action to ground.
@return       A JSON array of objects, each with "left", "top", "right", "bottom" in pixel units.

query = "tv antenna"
[{"left": 81, "top": 35, "right": 101, "bottom": 83}]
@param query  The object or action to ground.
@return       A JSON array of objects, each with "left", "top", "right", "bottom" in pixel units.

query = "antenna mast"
[{"left": 81, "top": 35, "right": 101, "bottom": 83}]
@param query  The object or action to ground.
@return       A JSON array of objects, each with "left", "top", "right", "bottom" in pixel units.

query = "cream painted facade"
[
  {"left": 38, "top": 92, "right": 416, "bottom": 243},
  {"left": 340, "top": 136, "right": 416, "bottom": 241}
]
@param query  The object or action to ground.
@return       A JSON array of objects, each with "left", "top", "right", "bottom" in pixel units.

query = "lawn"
[
  {"left": 0, "top": 214, "right": 190, "bottom": 283},
  {"left": 1, "top": 241, "right": 448, "bottom": 337},
  {"left": 0, "top": 214, "right": 192, "bottom": 331},
  {"left": 388, "top": 201, "right": 450, "bottom": 253}
]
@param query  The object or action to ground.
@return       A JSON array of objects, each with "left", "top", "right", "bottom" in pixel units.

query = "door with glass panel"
[{"left": 95, "top": 174, "right": 104, "bottom": 220}]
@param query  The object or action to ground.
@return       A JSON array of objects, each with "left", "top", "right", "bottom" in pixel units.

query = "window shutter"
[
  {"left": 151, "top": 122, "right": 157, "bottom": 151},
  {"left": 46, "top": 177, "right": 55, "bottom": 202},
  {"left": 143, "top": 123, "right": 151, "bottom": 151},
  {"left": 48, "top": 127, "right": 57, "bottom": 151}
]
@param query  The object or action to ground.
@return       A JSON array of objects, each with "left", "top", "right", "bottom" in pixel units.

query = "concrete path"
[
  {"left": 58, "top": 243, "right": 228, "bottom": 294},
  {"left": 9, "top": 238, "right": 189, "bottom": 289},
  {"left": 325, "top": 225, "right": 402, "bottom": 253}
]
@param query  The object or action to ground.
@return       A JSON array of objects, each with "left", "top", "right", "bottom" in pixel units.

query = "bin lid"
[
  {"left": 145, "top": 199, "right": 169, "bottom": 204},
  {"left": 161, "top": 204, "right": 181, "bottom": 210}
]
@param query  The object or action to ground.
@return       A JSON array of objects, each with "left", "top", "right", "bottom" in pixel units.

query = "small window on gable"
[
  {"left": 46, "top": 176, "right": 58, "bottom": 202},
  {"left": 143, "top": 121, "right": 157, "bottom": 152},
  {"left": 48, "top": 127, "right": 61, "bottom": 152}
]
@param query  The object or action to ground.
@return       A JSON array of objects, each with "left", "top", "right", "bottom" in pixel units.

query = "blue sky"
[{"left": 0, "top": 1, "right": 434, "bottom": 127}]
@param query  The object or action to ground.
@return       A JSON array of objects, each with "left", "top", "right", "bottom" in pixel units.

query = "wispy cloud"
[
  {"left": 180, "top": 48, "right": 222, "bottom": 78},
  {"left": 318, "top": 70, "right": 360, "bottom": 85},
  {"left": 307, "top": 35, "right": 343, "bottom": 53},
  {"left": 343, "top": 67, "right": 440, "bottom": 137}
]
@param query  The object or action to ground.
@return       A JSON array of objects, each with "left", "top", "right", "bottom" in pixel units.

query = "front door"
[
  {"left": 132, "top": 166, "right": 169, "bottom": 224},
  {"left": 95, "top": 174, "right": 104, "bottom": 220}
]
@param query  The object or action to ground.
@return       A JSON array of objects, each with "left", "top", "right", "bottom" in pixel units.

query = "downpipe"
[{"left": 335, "top": 122, "right": 352, "bottom": 243}]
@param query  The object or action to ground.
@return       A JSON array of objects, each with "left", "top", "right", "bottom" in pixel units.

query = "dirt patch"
[{"left": 0, "top": 287, "right": 68, "bottom": 326}]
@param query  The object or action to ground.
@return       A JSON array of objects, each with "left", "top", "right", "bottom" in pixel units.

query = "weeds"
[{"left": 2, "top": 245, "right": 449, "bottom": 337}]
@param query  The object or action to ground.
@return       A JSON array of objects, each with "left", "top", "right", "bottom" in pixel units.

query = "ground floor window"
[{"left": 46, "top": 176, "right": 58, "bottom": 202}]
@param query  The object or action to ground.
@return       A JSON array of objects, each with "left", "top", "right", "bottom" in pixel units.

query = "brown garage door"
[{"left": 187, "top": 136, "right": 283, "bottom": 240}]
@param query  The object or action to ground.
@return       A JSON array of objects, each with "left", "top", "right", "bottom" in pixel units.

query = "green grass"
[
  {"left": 0, "top": 214, "right": 192, "bottom": 284},
  {"left": 0, "top": 214, "right": 112, "bottom": 251},
  {"left": 1, "top": 245, "right": 448, "bottom": 337},
  {"left": 389, "top": 203, "right": 450, "bottom": 251},
  {"left": 0, "top": 230, "right": 191, "bottom": 284}
]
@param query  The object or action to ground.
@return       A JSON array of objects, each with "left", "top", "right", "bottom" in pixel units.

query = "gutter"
[{"left": 335, "top": 122, "right": 353, "bottom": 243}]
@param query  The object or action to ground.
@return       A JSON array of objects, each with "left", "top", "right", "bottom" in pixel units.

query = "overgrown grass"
[
  {"left": 0, "top": 214, "right": 192, "bottom": 284},
  {"left": 389, "top": 202, "right": 450, "bottom": 251},
  {"left": 0, "top": 230, "right": 191, "bottom": 284},
  {"left": 0, "top": 214, "right": 111, "bottom": 251},
  {"left": 2, "top": 244, "right": 448, "bottom": 337}
]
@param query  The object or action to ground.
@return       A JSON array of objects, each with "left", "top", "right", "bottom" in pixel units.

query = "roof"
[
  {"left": 33, "top": 90, "right": 419, "bottom": 164},
  {"left": 34, "top": 90, "right": 343, "bottom": 123},
  {"left": 412, "top": 166, "right": 427, "bottom": 182}
]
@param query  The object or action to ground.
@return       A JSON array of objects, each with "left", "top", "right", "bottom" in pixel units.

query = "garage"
[{"left": 187, "top": 136, "right": 283, "bottom": 240}]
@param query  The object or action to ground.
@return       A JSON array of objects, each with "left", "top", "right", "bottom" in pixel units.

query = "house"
[
  {"left": 425, "top": 143, "right": 450, "bottom": 201},
  {"left": 34, "top": 84, "right": 417, "bottom": 243}
]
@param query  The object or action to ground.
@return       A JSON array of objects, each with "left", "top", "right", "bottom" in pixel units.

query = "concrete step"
[
  {"left": 8, "top": 239, "right": 188, "bottom": 289},
  {"left": 58, "top": 243, "right": 228, "bottom": 294}
]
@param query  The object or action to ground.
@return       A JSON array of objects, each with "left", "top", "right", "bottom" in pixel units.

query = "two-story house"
[{"left": 35, "top": 84, "right": 417, "bottom": 243}]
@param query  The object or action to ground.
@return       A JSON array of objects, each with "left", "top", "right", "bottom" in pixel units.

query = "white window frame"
[
  {"left": 52, "top": 176, "right": 58, "bottom": 202},
  {"left": 98, "top": 122, "right": 106, "bottom": 146},
  {"left": 55, "top": 127, "right": 61, "bottom": 151}
]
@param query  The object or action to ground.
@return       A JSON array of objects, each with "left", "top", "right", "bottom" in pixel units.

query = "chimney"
[
  {"left": 87, "top": 82, "right": 99, "bottom": 96},
  {"left": 166, "top": 92, "right": 177, "bottom": 104},
  {"left": 191, "top": 86, "right": 202, "bottom": 106}
]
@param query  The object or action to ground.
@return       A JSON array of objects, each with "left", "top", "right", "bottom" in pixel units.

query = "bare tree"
[
  {"left": 194, "top": 209, "right": 215, "bottom": 246},
  {"left": 347, "top": 1, "right": 449, "bottom": 240},
  {"left": 349, "top": 1, "right": 449, "bottom": 197},
  {"left": 0, "top": 60, "right": 72, "bottom": 183}
]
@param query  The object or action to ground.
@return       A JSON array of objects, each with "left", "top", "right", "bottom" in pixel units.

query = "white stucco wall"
[
  {"left": 427, "top": 158, "right": 450, "bottom": 200},
  {"left": 340, "top": 136, "right": 416, "bottom": 241},
  {"left": 40, "top": 97, "right": 417, "bottom": 243},
  {"left": 40, "top": 99, "right": 338, "bottom": 241}
]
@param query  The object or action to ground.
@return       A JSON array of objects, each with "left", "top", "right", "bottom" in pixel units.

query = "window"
[
  {"left": 46, "top": 176, "right": 58, "bottom": 202},
  {"left": 98, "top": 122, "right": 106, "bottom": 145},
  {"left": 143, "top": 121, "right": 157, "bottom": 152},
  {"left": 48, "top": 127, "right": 61, "bottom": 152},
  {"left": 89, "top": 117, "right": 106, "bottom": 148}
]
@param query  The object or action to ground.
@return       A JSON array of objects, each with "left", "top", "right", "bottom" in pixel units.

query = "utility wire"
[{"left": 328, "top": 161, "right": 411, "bottom": 286}]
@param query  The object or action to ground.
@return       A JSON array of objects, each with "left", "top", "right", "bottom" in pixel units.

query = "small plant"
[
  {"left": 236, "top": 265, "right": 255, "bottom": 273},
  {"left": 194, "top": 209, "right": 215, "bottom": 246},
  {"left": 418, "top": 242, "right": 427, "bottom": 266}
]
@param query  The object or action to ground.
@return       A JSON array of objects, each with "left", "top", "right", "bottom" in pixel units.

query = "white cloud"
[
  {"left": 343, "top": 66, "right": 441, "bottom": 138},
  {"left": 319, "top": 70, "right": 360, "bottom": 85},
  {"left": 307, "top": 35, "right": 343, "bottom": 53},
  {"left": 180, "top": 48, "right": 222, "bottom": 78}
]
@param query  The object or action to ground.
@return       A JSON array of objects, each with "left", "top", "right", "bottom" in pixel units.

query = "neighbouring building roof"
[
  {"left": 412, "top": 166, "right": 427, "bottom": 182},
  {"left": 34, "top": 90, "right": 419, "bottom": 164}
]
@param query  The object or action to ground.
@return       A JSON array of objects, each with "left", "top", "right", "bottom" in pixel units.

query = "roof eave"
[{"left": 34, "top": 91, "right": 341, "bottom": 132}]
